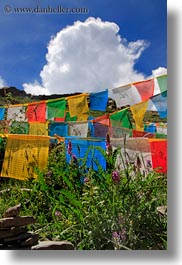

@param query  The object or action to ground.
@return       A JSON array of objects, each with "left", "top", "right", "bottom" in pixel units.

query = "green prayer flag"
[
  {"left": 110, "top": 109, "right": 132, "bottom": 129},
  {"left": 65, "top": 112, "right": 77, "bottom": 121},
  {"left": 157, "top": 75, "right": 167, "bottom": 93},
  {"left": 47, "top": 99, "right": 66, "bottom": 120}
]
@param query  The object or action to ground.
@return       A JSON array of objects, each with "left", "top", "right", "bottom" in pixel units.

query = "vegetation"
[{"left": 0, "top": 139, "right": 167, "bottom": 250}]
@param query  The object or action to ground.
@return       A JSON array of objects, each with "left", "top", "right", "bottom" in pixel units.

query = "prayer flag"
[
  {"left": 26, "top": 102, "right": 46, "bottom": 122},
  {"left": 7, "top": 106, "right": 27, "bottom": 122},
  {"left": 0, "top": 135, "right": 50, "bottom": 180},
  {"left": 29, "top": 122, "right": 48, "bottom": 136},
  {"left": 130, "top": 101, "right": 148, "bottom": 131},
  {"left": 134, "top": 79, "right": 154, "bottom": 101},
  {"left": 49, "top": 122, "right": 68, "bottom": 137},
  {"left": 65, "top": 137, "right": 106, "bottom": 171},
  {"left": 90, "top": 89, "right": 108, "bottom": 111},
  {"left": 112, "top": 85, "right": 141, "bottom": 108},
  {"left": 67, "top": 94, "right": 89, "bottom": 117},
  {"left": 149, "top": 139, "right": 167, "bottom": 173},
  {"left": 47, "top": 99, "right": 66, "bottom": 120},
  {"left": 151, "top": 91, "right": 167, "bottom": 118},
  {"left": 0, "top": 108, "right": 5, "bottom": 120},
  {"left": 68, "top": 121, "right": 88, "bottom": 137},
  {"left": 110, "top": 109, "right": 132, "bottom": 129},
  {"left": 157, "top": 75, "right": 167, "bottom": 93}
]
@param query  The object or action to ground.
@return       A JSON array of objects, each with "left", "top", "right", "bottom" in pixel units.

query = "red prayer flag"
[
  {"left": 26, "top": 102, "right": 46, "bottom": 122},
  {"left": 132, "top": 130, "right": 155, "bottom": 138},
  {"left": 134, "top": 79, "right": 154, "bottom": 101},
  {"left": 149, "top": 139, "right": 167, "bottom": 173}
]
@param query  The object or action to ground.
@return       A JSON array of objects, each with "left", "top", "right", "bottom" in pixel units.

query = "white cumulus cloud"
[
  {"left": 23, "top": 17, "right": 152, "bottom": 95},
  {"left": 151, "top": 67, "right": 167, "bottom": 77},
  {"left": 0, "top": 76, "right": 6, "bottom": 88}
]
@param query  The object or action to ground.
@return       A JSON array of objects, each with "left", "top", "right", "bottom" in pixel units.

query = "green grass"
[{"left": 0, "top": 141, "right": 167, "bottom": 250}]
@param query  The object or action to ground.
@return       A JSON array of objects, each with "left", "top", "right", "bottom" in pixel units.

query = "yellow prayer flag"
[
  {"left": 0, "top": 134, "right": 50, "bottom": 180},
  {"left": 77, "top": 114, "right": 89, "bottom": 121},
  {"left": 130, "top": 101, "right": 148, "bottom": 131},
  {"left": 29, "top": 122, "right": 48, "bottom": 136},
  {"left": 67, "top": 94, "right": 89, "bottom": 117}
]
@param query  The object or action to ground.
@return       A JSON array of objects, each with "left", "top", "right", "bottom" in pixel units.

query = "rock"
[
  {"left": 21, "top": 233, "right": 39, "bottom": 247},
  {"left": 157, "top": 206, "right": 167, "bottom": 216},
  {"left": 4, "top": 232, "right": 35, "bottom": 244},
  {"left": 0, "top": 226, "right": 27, "bottom": 240},
  {"left": 0, "top": 216, "right": 36, "bottom": 228},
  {"left": 31, "top": 241, "right": 74, "bottom": 250},
  {"left": 3, "top": 204, "right": 21, "bottom": 218}
]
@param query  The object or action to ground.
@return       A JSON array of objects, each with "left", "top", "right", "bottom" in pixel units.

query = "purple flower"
[
  {"left": 67, "top": 141, "right": 72, "bottom": 155},
  {"left": 119, "top": 227, "right": 127, "bottom": 242},
  {"left": 55, "top": 211, "right": 62, "bottom": 217},
  {"left": 72, "top": 154, "right": 78, "bottom": 162},
  {"left": 146, "top": 160, "right": 152, "bottom": 168},
  {"left": 112, "top": 228, "right": 127, "bottom": 244},
  {"left": 112, "top": 170, "right": 120, "bottom": 184},
  {"left": 112, "top": 231, "right": 120, "bottom": 241},
  {"left": 80, "top": 177, "right": 89, "bottom": 184},
  {"left": 47, "top": 171, "right": 52, "bottom": 177}
]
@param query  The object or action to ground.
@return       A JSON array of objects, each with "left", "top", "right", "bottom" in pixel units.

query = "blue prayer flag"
[
  {"left": 0, "top": 108, "right": 5, "bottom": 120},
  {"left": 90, "top": 89, "right": 108, "bottom": 111}
]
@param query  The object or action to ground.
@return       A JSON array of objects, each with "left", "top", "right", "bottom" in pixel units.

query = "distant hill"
[{"left": 0, "top": 86, "right": 81, "bottom": 103}]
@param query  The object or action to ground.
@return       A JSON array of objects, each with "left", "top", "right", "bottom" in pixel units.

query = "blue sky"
[{"left": 0, "top": 0, "right": 167, "bottom": 94}]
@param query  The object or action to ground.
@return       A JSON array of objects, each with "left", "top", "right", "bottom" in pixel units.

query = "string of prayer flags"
[
  {"left": 67, "top": 94, "right": 89, "bottom": 117},
  {"left": 90, "top": 89, "right": 108, "bottom": 111},
  {"left": 110, "top": 109, "right": 132, "bottom": 129},
  {"left": 0, "top": 108, "right": 5, "bottom": 120},
  {"left": 68, "top": 121, "right": 88, "bottom": 137},
  {"left": 112, "top": 84, "right": 141, "bottom": 108},
  {"left": 48, "top": 122, "right": 68, "bottom": 137},
  {"left": 157, "top": 75, "right": 167, "bottom": 93},
  {"left": 29, "top": 122, "right": 48, "bottom": 136},
  {"left": 151, "top": 91, "right": 167, "bottom": 118},
  {"left": 130, "top": 101, "right": 148, "bottom": 131},
  {"left": 133, "top": 79, "right": 154, "bottom": 101},
  {"left": 149, "top": 139, "right": 167, "bottom": 173},
  {"left": 0, "top": 134, "right": 50, "bottom": 180},
  {"left": 26, "top": 102, "right": 46, "bottom": 122},
  {"left": 47, "top": 99, "right": 66, "bottom": 120},
  {"left": 7, "top": 106, "right": 27, "bottom": 122}
]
